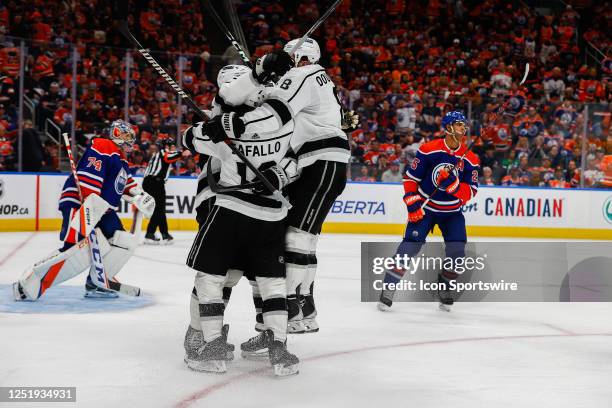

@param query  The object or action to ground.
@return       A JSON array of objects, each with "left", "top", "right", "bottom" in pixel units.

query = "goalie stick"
[
  {"left": 62, "top": 133, "right": 113, "bottom": 292},
  {"left": 117, "top": 21, "right": 291, "bottom": 209}
]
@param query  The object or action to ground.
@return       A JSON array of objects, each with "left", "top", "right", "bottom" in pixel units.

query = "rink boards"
[{"left": 0, "top": 173, "right": 610, "bottom": 239}]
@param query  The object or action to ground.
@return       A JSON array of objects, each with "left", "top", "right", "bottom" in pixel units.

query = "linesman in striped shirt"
[{"left": 142, "top": 138, "right": 180, "bottom": 245}]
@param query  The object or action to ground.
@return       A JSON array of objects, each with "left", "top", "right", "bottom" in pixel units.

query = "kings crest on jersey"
[
  {"left": 59, "top": 138, "right": 137, "bottom": 211},
  {"left": 405, "top": 139, "right": 479, "bottom": 212}
]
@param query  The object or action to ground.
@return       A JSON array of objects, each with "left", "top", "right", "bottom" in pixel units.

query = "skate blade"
[
  {"left": 13, "top": 282, "right": 31, "bottom": 301},
  {"left": 304, "top": 327, "right": 319, "bottom": 333},
  {"left": 241, "top": 349, "right": 270, "bottom": 361},
  {"left": 143, "top": 239, "right": 160, "bottom": 245},
  {"left": 84, "top": 291, "right": 119, "bottom": 299},
  {"left": 161, "top": 240, "right": 174, "bottom": 246},
  {"left": 273, "top": 363, "right": 299, "bottom": 377},
  {"left": 438, "top": 303, "right": 452, "bottom": 312},
  {"left": 185, "top": 358, "right": 227, "bottom": 373},
  {"left": 303, "top": 319, "right": 319, "bottom": 333},
  {"left": 377, "top": 302, "right": 391, "bottom": 312},
  {"left": 287, "top": 322, "right": 306, "bottom": 334}
]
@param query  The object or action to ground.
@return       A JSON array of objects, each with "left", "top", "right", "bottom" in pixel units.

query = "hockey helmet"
[
  {"left": 441, "top": 111, "right": 467, "bottom": 129},
  {"left": 109, "top": 119, "right": 136, "bottom": 146},
  {"left": 284, "top": 37, "right": 320, "bottom": 66},
  {"left": 217, "top": 64, "right": 251, "bottom": 87}
]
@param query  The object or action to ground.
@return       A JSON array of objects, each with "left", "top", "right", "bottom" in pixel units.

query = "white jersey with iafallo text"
[
  {"left": 183, "top": 115, "right": 296, "bottom": 222},
  {"left": 228, "top": 64, "right": 350, "bottom": 169}
]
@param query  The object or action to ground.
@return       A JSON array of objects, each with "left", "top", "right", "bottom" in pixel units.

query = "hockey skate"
[
  {"left": 161, "top": 233, "right": 174, "bottom": 245},
  {"left": 240, "top": 330, "right": 272, "bottom": 361},
  {"left": 267, "top": 332, "right": 299, "bottom": 377},
  {"left": 437, "top": 274, "right": 455, "bottom": 312},
  {"left": 254, "top": 313, "right": 265, "bottom": 332},
  {"left": 184, "top": 325, "right": 234, "bottom": 370},
  {"left": 302, "top": 313, "right": 319, "bottom": 333},
  {"left": 84, "top": 276, "right": 119, "bottom": 299},
  {"left": 287, "top": 297, "right": 306, "bottom": 333},
  {"left": 377, "top": 289, "right": 394, "bottom": 311},
  {"left": 12, "top": 282, "right": 30, "bottom": 301},
  {"left": 143, "top": 233, "right": 160, "bottom": 245},
  {"left": 185, "top": 325, "right": 234, "bottom": 373}
]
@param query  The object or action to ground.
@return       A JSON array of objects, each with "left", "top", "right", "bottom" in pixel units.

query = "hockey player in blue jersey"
[
  {"left": 378, "top": 111, "right": 480, "bottom": 312},
  {"left": 13, "top": 120, "right": 156, "bottom": 301}
]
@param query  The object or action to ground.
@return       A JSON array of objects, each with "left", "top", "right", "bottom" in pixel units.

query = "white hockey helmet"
[
  {"left": 284, "top": 37, "right": 320, "bottom": 66},
  {"left": 216, "top": 64, "right": 251, "bottom": 87}
]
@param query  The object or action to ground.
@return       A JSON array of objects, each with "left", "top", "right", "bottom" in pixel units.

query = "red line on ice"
[
  {"left": 175, "top": 332, "right": 612, "bottom": 408},
  {"left": 0, "top": 233, "right": 36, "bottom": 267}
]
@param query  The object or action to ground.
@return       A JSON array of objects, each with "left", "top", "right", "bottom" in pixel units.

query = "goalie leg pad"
[
  {"left": 102, "top": 229, "right": 138, "bottom": 280},
  {"left": 68, "top": 194, "right": 111, "bottom": 241},
  {"left": 17, "top": 230, "right": 111, "bottom": 300}
]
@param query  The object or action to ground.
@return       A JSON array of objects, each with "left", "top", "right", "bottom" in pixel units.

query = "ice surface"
[{"left": 1, "top": 231, "right": 611, "bottom": 408}]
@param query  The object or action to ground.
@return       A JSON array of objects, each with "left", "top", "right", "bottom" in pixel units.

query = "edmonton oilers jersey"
[
  {"left": 405, "top": 138, "right": 479, "bottom": 213},
  {"left": 59, "top": 138, "right": 137, "bottom": 211}
]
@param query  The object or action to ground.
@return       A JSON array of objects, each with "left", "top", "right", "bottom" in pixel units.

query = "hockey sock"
[
  {"left": 189, "top": 287, "right": 201, "bottom": 330},
  {"left": 249, "top": 280, "right": 263, "bottom": 324},
  {"left": 256, "top": 277, "right": 288, "bottom": 342},
  {"left": 194, "top": 271, "right": 226, "bottom": 342}
]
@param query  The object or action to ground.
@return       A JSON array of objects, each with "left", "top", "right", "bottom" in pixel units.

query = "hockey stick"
[
  {"left": 202, "top": 0, "right": 252, "bottom": 68},
  {"left": 289, "top": 0, "right": 343, "bottom": 56},
  {"left": 118, "top": 21, "right": 291, "bottom": 209},
  {"left": 62, "top": 133, "right": 113, "bottom": 292}
]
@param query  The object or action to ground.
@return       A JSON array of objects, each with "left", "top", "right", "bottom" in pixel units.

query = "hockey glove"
[
  {"left": 341, "top": 110, "right": 360, "bottom": 132},
  {"left": 252, "top": 164, "right": 290, "bottom": 195},
  {"left": 132, "top": 192, "right": 156, "bottom": 218},
  {"left": 403, "top": 192, "right": 425, "bottom": 223},
  {"left": 435, "top": 168, "right": 459, "bottom": 194},
  {"left": 203, "top": 112, "right": 245, "bottom": 143},
  {"left": 253, "top": 51, "right": 293, "bottom": 83}
]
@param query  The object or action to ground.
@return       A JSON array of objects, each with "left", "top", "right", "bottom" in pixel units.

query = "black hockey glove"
[
  {"left": 253, "top": 51, "right": 294, "bottom": 83},
  {"left": 252, "top": 164, "right": 290, "bottom": 195},
  {"left": 341, "top": 110, "right": 360, "bottom": 132},
  {"left": 203, "top": 112, "right": 245, "bottom": 143}
]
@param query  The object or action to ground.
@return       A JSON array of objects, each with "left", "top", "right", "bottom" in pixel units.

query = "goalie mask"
[
  {"left": 284, "top": 37, "right": 321, "bottom": 66},
  {"left": 109, "top": 119, "right": 136, "bottom": 148}
]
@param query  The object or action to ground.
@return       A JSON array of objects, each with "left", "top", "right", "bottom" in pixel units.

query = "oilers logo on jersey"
[
  {"left": 114, "top": 168, "right": 128, "bottom": 195},
  {"left": 431, "top": 162, "right": 460, "bottom": 189}
]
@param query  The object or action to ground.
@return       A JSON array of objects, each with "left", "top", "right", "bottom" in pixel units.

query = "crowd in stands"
[{"left": 0, "top": 0, "right": 610, "bottom": 188}]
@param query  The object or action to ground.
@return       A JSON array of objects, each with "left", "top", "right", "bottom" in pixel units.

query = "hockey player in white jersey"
[
  {"left": 207, "top": 37, "right": 350, "bottom": 334},
  {"left": 182, "top": 60, "right": 300, "bottom": 376}
]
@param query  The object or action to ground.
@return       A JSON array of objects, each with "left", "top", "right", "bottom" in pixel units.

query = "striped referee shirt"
[{"left": 144, "top": 148, "right": 181, "bottom": 181}]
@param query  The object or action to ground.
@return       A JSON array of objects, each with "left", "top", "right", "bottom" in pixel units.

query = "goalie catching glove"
[
  {"left": 203, "top": 112, "right": 245, "bottom": 143},
  {"left": 252, "top": 163, "right": 290, "bottom": 195},
  {"left": 123, "top": 190, "right": 156, "bottom": 218},
  {"left": 253, "top": 51, "right": 293, "bottom": 84}
]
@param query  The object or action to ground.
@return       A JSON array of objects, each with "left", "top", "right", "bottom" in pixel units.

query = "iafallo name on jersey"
[{"left": 235, "top": 140, "right": 282, "bottom": 157}]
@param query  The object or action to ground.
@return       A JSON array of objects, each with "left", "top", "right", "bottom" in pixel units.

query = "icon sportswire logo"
[{"left": 603, "top": 196, "right": 612, "bottom": 225}]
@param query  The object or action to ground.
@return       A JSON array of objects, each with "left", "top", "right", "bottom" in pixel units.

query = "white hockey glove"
[
  {"left": 68, "top": 194, "right": 111, "bottom": 238},
  {"left": 252, "top": 164, "right": 290, "bottom": 195},
  {"left": 132, "top": 192, "right": 156, "bottom": 218},
  {"left": 341, "top": 110, "right": 360, "bottom": 131}
]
